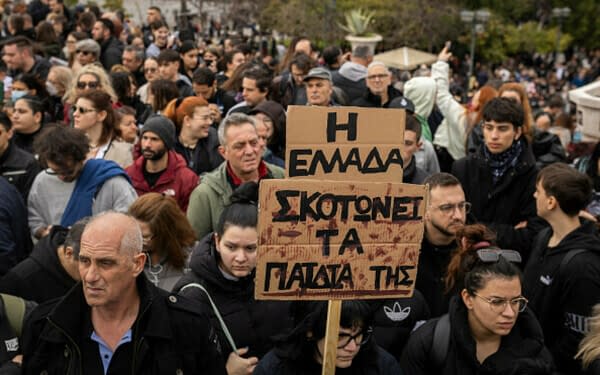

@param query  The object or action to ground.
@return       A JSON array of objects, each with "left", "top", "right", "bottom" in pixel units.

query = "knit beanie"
[{"left": 141, "top": 115, "right": 176, "bottom": 150}]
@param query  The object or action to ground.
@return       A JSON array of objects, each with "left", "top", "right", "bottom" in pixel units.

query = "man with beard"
[
  {"left": 126, "top": 115, "right": 199, "bottom": 212},
  {"left": 28, "top": 126, "right": 136, "bottom": 239},
  {"left": 416, "top": 173, "right": 468, "bottom": 317}
]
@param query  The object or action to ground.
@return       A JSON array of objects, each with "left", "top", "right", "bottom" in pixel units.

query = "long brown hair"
[
  {"left": 128, "top": 193, "right": 196, "bottom": 269},
  {"left": 77, "top": 89, "right": 119, "bottom": 145},
  {"left": 445, "top": 224, "right": 497, "bottom": 294}
]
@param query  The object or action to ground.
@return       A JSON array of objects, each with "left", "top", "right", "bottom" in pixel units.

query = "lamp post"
[
  {"left": 460, "top": 9, "right": 490, "bottom": 92},
  {"left": 552, "top": 7, "right": 571, "bottom": 61}
]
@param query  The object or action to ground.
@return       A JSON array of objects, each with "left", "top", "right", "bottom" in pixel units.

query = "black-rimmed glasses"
[{"left": 337, "top": 327, "right": 372, "bottom": 349}]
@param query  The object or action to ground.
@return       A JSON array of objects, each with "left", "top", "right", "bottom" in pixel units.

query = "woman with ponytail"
[
  {"left": 401, "top": 224, "right": 555, "bottom": 375},
  {"left": 163, "top": 96, "right": 223, "bottom": 175},
  {"left": 174, "top": 182, "right": 292, "bottom": 375}
]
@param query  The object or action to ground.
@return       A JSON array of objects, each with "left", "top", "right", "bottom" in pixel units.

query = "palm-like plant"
[{"left": 338, "top": 9, "right": 376, "bottom": 37}]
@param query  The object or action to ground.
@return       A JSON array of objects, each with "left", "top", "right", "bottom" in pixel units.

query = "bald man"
[{"left": 23, "top": 212, "right": 226, "bottom": 374}]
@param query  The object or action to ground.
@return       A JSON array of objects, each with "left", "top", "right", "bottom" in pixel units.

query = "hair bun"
[{"left": 230, "top": 182, "right": 259, "bottom": 205}]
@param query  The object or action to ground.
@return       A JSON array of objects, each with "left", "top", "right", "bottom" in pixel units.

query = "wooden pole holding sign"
[
  {"left": 256, "top": 106, "right": 425, "bottom": 375},
  {"left": 322, "top": 300, "right": 341, "bottom": 375}
]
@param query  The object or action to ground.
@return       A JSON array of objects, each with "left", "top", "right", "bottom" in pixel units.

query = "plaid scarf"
[{"left": 484, "top": 139, "right": 523, "bottom": 185}]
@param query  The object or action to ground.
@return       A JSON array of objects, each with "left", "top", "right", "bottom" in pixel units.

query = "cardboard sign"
[
  {"left": 285, "top": 106, "right": 405, "bottom": 181},
  {"left": 255, "top": 179, "right": 427, "bottom": 300}
]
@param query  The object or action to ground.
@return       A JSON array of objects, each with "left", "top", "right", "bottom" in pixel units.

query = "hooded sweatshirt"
[
  {"left": 174, "top": 234, "right": 292, "bottom": 359},
  {"left": 403, "top": 77, "right": 436, "bottom": 142},
  {"left": 524, "top": 220, "right": 600, "bottom": 374}
]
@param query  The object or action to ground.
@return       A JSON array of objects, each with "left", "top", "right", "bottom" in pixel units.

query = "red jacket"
[{"left": 126, "top": 151, "right": 199, "bottom": 211}]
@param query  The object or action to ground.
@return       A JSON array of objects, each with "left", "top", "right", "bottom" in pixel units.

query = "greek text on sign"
[
  {"left": 285, "top": 106, "right": 405, "bottom": 181},
  {"left": 255, "top": 179, "right": 427, "bottom": 300}
]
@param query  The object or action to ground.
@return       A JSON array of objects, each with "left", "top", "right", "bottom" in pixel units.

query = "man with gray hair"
[
  {"left": 122, "top": 45, "right": 146, "bottom": 87},
  {"left": 23, "top": 212, "right": 226, "bottom": 374},
  {"left": 332, "top": 45, "right": 372, "bottom": 103},
  {"left": 75, "top": 39, "right": 101, "bottom": 68},
  {"left": 352, "top": 61, "right": 405, "bottom": 108},
  {"left": 187, "top": 113, "right": 284, "bottom": 239}
]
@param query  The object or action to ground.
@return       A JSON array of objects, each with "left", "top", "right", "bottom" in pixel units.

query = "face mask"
[
  {"left": 46, "top": 82, "right": 58, "bottom": 96},
  {"left": 11, "top": 90, "right": 27, "bottom": 103}
]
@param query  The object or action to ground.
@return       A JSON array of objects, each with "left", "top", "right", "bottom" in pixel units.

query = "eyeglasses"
[
  {"left": 76, "top": 50, "right": 92, "bottom": 56},
  {"left": 76, "top": 81, "right": 99, "bottom": 90},
  {"left": 476, "top": 248, "right": 522, "bottom": 264},
  {"left": 337, "top": 327, "right": 372, "bottom": 349},
  {"left": 72, "top": 105, "right": 97, "bottom": 115},
  {"left": 434, "top": 201, "right": 471, "bottom": 215},
  {"left": 367, "top": 74, "right": 389, "bottom": 81},
  {"left": 473, "top": 293, "right": 529, "bottom": 313}
]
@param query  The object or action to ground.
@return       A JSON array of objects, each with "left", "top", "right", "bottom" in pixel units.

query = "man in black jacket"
[
  {"left": 524, "top": 163, "right": 600, "bottom": 375},
  {"left": 0, "top": 219, "right": 86, "bottom": 303},
  {"left": 416, "top": 173, "right": 467, "bottom": 317},
  {"left": 91, "top": 18, "right": 123, "bottom": 70},
  {"left": 452, "top": 97, "right": 539, "bottom": 251},
  {"left": 0, "top": 113, "right": 40, "bottom": 201},
  {"left": 352, "top": 62, "right": 404, "bottom": 108},
  {"left": 22, "top": 212, "right": 226, "bottom": 374}
]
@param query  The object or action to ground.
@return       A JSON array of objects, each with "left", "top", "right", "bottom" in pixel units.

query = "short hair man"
[
  {"left": 0, "top": 218, "right": 89, "bottom": 303},
  {"left": 22, "top": 212, "right": 226, "bottom": 374},
  {"left": 28, "top": 126, "right": 137, "bottom": 239},
  {"left": 91, "top": 18, "right": 123, "bottom": 70},
  {"left": 303, "top": 67, "right": 334, "bottom": 107},
  {"left": 452, "top": 97, "right": 539, "bottom": 251},
  {"left": 74, "top": 39, "right": 101, "bottom": 67},
  {"left": 0, "top": 112, "right": 40, "bottom": 201},
  {"left": 126, "top": 115, "right": 199, "bottom": 211},
  {"left": 226, "top": 67, "right": 271, "bottom": 115},
  {"left": 417, "top": 172, "right": 468, "bottom": 316},
  {"left": 187, "top": 113, "right": 284, "bottom": 239},
  {"left": 524, "top": 163, "right": 600, "bottom": 374},
  {"left": 192, "top": 67, "right": 236, "bottom": 123},
  {"left": 353, "top": 61, "right": 404, "bottom": 108},
  {"left": 331, "top": 45, "right": 371, "bottom": 103},
  {"left": 157, "top": 49, "right": 194, "bottom": 98},
  {"left": 271, "top": 52, "right": 313, "bottom": 109},
  {"left": 2, "top": 36, "right": 50, "bottom": 80},
  {"left": 122, "top": 45, "right": 146, "bottom": 87},
  {"left": 402, "top": 114, "right": 429, "bottom": 184}
]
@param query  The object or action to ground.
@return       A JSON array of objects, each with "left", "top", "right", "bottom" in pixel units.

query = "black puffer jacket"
[
  {"left": 173, "top": 234, "right": 293, "bottom": 359},
  {"left": 400, "top": 296, "right": 555, "bottom": 375},
  {"left": 524, "top": 221, "right": 600, "bottom": 375}
]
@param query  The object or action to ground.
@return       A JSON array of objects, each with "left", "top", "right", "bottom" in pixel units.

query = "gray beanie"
[{"left": 141, "top": 115, "right": 176, "bottom": 150}]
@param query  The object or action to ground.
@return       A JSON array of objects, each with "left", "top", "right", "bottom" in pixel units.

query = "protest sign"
[
  {"left": 285, "top": 106, "right": 405, "bottom": 181},
  {"left": 255, "top": 179, "right": 427, "bottom": 300}
]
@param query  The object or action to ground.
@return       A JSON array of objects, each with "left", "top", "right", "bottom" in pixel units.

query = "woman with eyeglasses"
[
  {"left": 73, "top": 90, "right": 133, "bottom": 168},
  {"left": 63, "top": 64, "right": 118, "bottom": 126},
  {"left": 128, "top": 193, "right": 195, "bottom": 291},
  {"left": 400, "top": 224, "right": 555, "bottom": 375},
  {"left": 137, "top": 57, "right": 159, "bottom": 104},
  {"left": 163, "top": 96, "right": 224, "bottom": 175},
  {"left": 174, "top": 182, "right": 293, "bottom": 375},
  {"left": 255, "top": 300, "right": 401, "bottom": 375}
]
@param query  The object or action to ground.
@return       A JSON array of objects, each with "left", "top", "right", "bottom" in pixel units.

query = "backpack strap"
[
  {"left": 0, "top": 294, "right": 25, "bottom": 337},
  {"left": 431, "top": 314, "right": 450, "bottom": 370},
  {"left": 180, "top": 283, "right": 238, "bottom": 353},
  {"left": 559, "top": 249, "right": 588, "bottom": 275}
]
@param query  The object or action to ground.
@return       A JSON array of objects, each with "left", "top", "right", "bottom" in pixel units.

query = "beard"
[
  {"left": 142, "top": 147, "right": 167, "bottom": 161},
  {"left": 428, "top": 217, "right": 464, "bottom": 238}
]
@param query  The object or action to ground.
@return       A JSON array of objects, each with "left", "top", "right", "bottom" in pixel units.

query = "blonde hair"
[
  {"left": 576, "top": 304, "right": 600, "bottom": 369},
  {"left": 63, "top": 64, "right": 117, "bottom": 104}
]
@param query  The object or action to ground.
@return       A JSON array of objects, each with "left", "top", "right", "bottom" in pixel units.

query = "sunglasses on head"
[
  {"left": 476, "top": 248, "right": 522, "bottom": 264},
  {"left": 76, "top": 81, "right": 99, "bottom": 90}
]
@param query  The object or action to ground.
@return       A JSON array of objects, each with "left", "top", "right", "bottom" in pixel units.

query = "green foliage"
[
  {"left": 102, "top": 0, "right": 124, "bottom": 12},
  {"left": 337, "top": 9, "right": 376, "bottom": 36}
]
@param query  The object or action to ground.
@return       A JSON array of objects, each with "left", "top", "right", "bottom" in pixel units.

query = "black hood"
[
  {"left": 188, "top": 233, "right": 255, "bottom": 296},
  {"left": 30, "top": 226, "right": 76, "bottom": 286}
]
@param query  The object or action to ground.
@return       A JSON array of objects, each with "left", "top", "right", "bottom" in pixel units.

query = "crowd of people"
[{"left": 0, "top": 1, "right": 598, "bottom": 374}]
